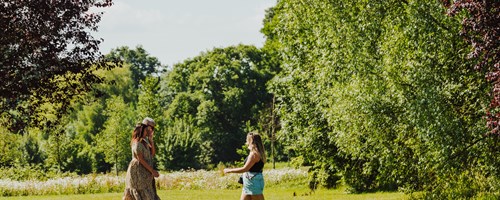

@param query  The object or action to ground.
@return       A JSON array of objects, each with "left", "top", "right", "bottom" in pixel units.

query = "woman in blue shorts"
[{"left": 224, "top": 132, "right": 266, "bottom": 200}]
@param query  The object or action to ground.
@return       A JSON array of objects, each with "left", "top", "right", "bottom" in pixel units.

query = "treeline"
[
  {"left": 1, "top": 0, "right": 500, "bottom": 198},
  {"left": 1, "top": 45, "right": 280, "bottom": 175}
]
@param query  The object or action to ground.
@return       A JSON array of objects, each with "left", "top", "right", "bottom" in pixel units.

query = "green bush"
[
  {"left": 308, "top": 164, "right": 341, "bottom": 190},
  {"left": 422, "top": 170, "right": 500, "bottom": 199},
  {"left": 0, "top": 164, "right": 76, "bottom": 181}
]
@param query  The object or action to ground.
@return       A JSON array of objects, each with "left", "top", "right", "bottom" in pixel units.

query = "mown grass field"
[{"left": 0, "top": 187, "right": 408, "bottom": 200}]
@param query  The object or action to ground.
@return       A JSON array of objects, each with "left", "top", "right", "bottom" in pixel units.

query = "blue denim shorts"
[{"left": 242, "top": 172, "right": 264, "bottom": 195}]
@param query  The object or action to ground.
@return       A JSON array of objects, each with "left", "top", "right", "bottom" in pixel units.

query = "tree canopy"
[
  {"left": 264, "top": 0, "right": 499, "bottom": 197},
  {"left": 0, "top": 0, "right": 114, "bottom": 132},
  {"left": 158, "top": 44, "right": 278, "bottom": 167}
]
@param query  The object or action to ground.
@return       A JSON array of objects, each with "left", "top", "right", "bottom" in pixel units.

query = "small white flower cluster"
[
  {"left": 155, "top": 168, "right": 308, "bottom": 190},
  {"left": 263, "top": 168, "right": 308, "bottom": 185},
  {"left": 0, "top": 174, "right": 124, "bottom": 196}
]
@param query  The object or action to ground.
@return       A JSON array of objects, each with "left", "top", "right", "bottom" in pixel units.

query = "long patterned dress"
[{"left": 123, "top": 141, "right": 160, "bottom": 200}]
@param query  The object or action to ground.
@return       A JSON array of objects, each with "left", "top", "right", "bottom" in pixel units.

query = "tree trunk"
[{"left": 271, "top": 95, "right": 276, "bottom": 169}]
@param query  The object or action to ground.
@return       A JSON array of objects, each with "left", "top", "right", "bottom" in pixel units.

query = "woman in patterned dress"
[{"left": 123, "top": 117, "right": 160, "bottom": 200}]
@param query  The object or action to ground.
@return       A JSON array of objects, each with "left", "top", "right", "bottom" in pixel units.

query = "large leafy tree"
[
  {"left": 161, "top": 44, "right": 276, "bottom": 166},
  {"left": 67, "top": 65, "right": 136, "bottom": 173},
  {"left": 0, "top": 0, "right": 114, "bottom": 132},
  {"left": 53, "top": 51, "right": 162, "bottom": 174},
  {"left": 159, "top": 117, "right": 203, "bottom": 170},
  {"left": 267, "top": 0, "right": 496, "bottom": 196}
]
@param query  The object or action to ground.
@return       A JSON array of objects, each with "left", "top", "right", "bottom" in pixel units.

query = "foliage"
[
  {"left": 106, "top": 46, "right": 165, "bottom": 89},
  {"left": 420, "top": 168, "right": 500, "bottom": 199},
  {"left": 3, "top": 1, "right": 500, "bottom": 198},
  {"left": 44, "top": 125, "right": 94, "bottom": 174},
  {"left": 0, "top": 164, "right": 76, "bottom": 182},
  {"left": 136, "top": 76, "right": 162, "bottom": 120},
  {"left": 20, "top": 133, "right": 45, "bottom": 166},
  {"left": 0, "top": 0, "right": 114, "bottom": 132},
  {"left": 157, "top": 117, "right": 203, "bottom": 170},
  {"left": 160, "top": 44, "right": 277, "bottom": 166},
  {"left": 308, "top": 164, "right": 340, "bottom": 190},
  {"left": 41, "top": 64, "right": 138, "bottom": 174},
  {"left": 265, "top": 0, "right": 499, "bottom": 196},
  {"left": 0, "top": 132, "right": 22, "bottom": 167},
  {"left": 446, "top": 1, "right": 500, "bottom": 136},
  {"left": 97, "top": 95, "right": 133, "bottom": 175},
  {"left": 93, "top": 64, "right": 136, "bottom": 104}
]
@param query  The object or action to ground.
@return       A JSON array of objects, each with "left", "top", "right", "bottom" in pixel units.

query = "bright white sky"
[{"left": 93, "top": 0, "right": 277, "bottom": 67}]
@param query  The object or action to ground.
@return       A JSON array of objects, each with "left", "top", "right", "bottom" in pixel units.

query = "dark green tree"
[
  {"left": 44, "top": 117, "right": 93, "bottom": 174},
  {"left": 0, "top": 0, "right": 114, "bottom": 132}
]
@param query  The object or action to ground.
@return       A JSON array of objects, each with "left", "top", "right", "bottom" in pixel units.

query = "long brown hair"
[
  {"left": 130, "top": 123, "right": 148, "bottom": 146},
  {"left": 247, "top": 132, "right": 266, "bottom": 163}
]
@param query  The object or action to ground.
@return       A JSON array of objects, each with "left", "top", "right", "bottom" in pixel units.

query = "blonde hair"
[{"left": 247, "top": 132, "right": 266, "bottom": 163}]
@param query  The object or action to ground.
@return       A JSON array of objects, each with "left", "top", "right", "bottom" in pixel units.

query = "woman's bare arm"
[
  {"left": 150, "top": 140, "right": 156, "bottom": 157},
  {"left": 135, "top": 142, "right": 159, "bottom": 177},
  {"left": 224, "top": 152, "right": 260, "bottom": 174}
]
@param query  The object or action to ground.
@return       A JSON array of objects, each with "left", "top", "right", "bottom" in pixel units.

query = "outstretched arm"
[{"left": 224, "top": 152, "right": 260, "bottom": 174}]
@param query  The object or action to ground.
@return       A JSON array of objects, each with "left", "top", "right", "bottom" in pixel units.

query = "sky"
[{"left": 93, "top": 0, "right": 277, "bottom": 67}]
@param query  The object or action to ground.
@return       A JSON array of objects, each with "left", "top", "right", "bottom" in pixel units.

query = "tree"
[
  {"left": 97, "top": 95, "right": 133, "bottom": 175},
  {"left": 0, "top": 0, "right": 114, "bottom": 132},
  {"left": 136, "top": 76, "right": 162, "bottom": 120},
  {"left": 447, "top": 1, "right": 500, "bottom": 135},
  {"left": 106, "top": 46, "right": 165, "bottom": 89},
  {"left": 266, "top": 0, "right": 495, "bottom": 195},
  {"left": 44, "top": 116, "right": 94, "bottom": 174},
  {"left": 66, "top": 64, "right": 136, "bottom": 173},
  {"left": 161, "top": 44, "right": 276, "bottom": 166},
  {"left": 93, "top": 64, "right": 136, "bottom": 103},
  {"left": 159, "top": 117, "right": 203, "bottom": 170}
]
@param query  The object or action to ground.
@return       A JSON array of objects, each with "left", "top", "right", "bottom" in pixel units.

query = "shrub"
[{"left": 422, "top": 170, "right": 500, "bottom": 199}]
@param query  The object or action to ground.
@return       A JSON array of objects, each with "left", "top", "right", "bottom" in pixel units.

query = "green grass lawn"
[{"left": 0, "top": 187, "right": 408, "bottom": 200}]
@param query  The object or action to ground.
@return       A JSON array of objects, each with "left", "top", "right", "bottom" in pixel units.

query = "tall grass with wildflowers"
[
  {"left": 0, "top": 168, "right": 307, "bottom": 196},
  {"left": 0, "top": 173, "right": 124, "bottom": 196}
]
